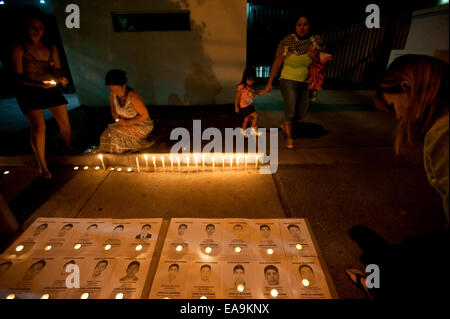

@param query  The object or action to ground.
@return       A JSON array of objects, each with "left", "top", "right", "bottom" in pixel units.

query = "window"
[{"left": 111, "top": 11, "right": 190, "bottom": 32}]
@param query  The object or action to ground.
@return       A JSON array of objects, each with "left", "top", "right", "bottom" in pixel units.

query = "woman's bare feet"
[{"left": 39, "top": 169, "right": 52, "bottom": 180}]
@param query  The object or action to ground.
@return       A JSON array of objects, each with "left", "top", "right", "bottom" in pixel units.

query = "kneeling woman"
[{"left": 99, "top": 70, "right": 154, "bottom": 153}]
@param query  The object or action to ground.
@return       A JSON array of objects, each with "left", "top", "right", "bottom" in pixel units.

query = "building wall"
[{"left": 52, "top": 0, "right": 246, "bottom": 106}]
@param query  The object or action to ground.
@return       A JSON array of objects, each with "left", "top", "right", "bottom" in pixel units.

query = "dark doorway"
[{"left": 246, "top": 0, "right": 435, "bottom": 89}]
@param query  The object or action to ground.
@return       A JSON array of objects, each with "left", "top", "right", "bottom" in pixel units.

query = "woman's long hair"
[{"left": 374, "top": 54, "right": 449, "bottom": 154}]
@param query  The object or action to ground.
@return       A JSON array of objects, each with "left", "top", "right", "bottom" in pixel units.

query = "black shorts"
[
  {"left": 239, "top": 105, "right": 256, "bottom": 118},
  {"left": 15, "top": 84, "right": 68, "bottom": 113}
]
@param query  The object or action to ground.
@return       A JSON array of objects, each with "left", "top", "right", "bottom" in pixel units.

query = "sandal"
[
  {"left": 345, "top": 268, "right": 373, "bottom": 299},
  {"left": 39, "top": 170, "right": 52, "bottom": 180},
  {"left": 285, "top": 138, "right": 294, "bottom": 149}
]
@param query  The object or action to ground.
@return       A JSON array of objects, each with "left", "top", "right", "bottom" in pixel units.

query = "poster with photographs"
[
  {"left": 103, "top": 257, "right": 151, "bottom": 299},
  {"left": 40, "top": 256, "right": 87, "bottom": 299},
  {"left": 125, "top": 219, "right": 162, "bottom": 258},
  {"left": 222, "top": 219, "right": 254, "bottom": 258},
  {"left": 185, "top": 260, "right": 222, "bottom": 299},
  {"left": 288, "top": 257, "right": 332, "bottom": 299},
  {"left": 160, "top": 219, "right": 197, "bottom": 259},
  {"left": 250, "top": 219, "right": 285, "bottom": 259},
  {"left": 149, "top": 259, "right": 189, "bottom": 299},
  {"left": 1, "top": 218, "right": 60, "bottom": 259},
  {"left": 64, "top": 256, "right": 116, "bottom": 299},
  {"left": 196, "top": 219, "right": 224, "bottom": 258},
  {"left": 221, "top": 260, "right": 256, "bottom": 299},
  {"left": 65, "top": 219, "right": 113, "bottom": 256},
  {"left": 0, "top": 255, "right": 57, "bottom": 299},
  {"left": 279, "top": 219, "right": 318, "bottom": 257},
  {"left": 253, "top": 260, "right": 292, "bottom": 299}
]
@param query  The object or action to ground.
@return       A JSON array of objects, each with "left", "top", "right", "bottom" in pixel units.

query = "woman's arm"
[
  {"left": 110, "top": 93, "right": 119, "bottom": 121},
  {"left": 265, "top": 55, "right": 285, "bottom": 92},
  {"left": 118, "top": 91, "right": 149, "bottom": 125},
  {"left": 52, "top": 44, "right": 68, "bottom": 86},
  {"left": 11, "top": 44, "right": 51, "bottom": 88},
  {"left": 235, "top": 88, "right": 241, "bottom": 113}
]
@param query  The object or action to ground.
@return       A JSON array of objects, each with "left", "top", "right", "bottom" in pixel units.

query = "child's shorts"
[{"left": 239, "top": 105, "right": 256, "bottom": 118}]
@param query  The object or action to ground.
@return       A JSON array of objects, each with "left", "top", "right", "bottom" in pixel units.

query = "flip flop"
[{"left": 345, "top": 268, "right": 373, "bottom": 299}]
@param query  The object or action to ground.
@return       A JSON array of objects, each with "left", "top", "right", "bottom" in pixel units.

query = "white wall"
[
  {"left": 52, "top": 0, "right": 246, "bottom": 106},
  {"left": 389, "top": 4, "right": 449, "bottom": 66}
]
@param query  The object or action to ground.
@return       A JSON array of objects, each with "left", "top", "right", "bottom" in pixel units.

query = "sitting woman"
[{"left": 99, "top": 69, "right": 154, "bottom": 153}]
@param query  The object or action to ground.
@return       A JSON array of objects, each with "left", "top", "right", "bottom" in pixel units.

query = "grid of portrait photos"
[
  {"left": 150, "top": 218, "right": 333, "bottom": 299},
  {"left": 0, "top": 217, "right": 163, "bottom": 299}
]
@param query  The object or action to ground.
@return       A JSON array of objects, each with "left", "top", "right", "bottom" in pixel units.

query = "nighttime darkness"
[{"left": 0, "top": 0, "right": 448, "bottom": 311}]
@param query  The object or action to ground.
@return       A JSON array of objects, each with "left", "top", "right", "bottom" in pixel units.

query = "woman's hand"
[
  {"left": 235, "top": 106, "right": 239, "bottom": 113},
  {"left": 308, "top": 46, "right": 319, "bottom": 61},
  {"left": 41, "top": 81, "right": 56, "bottom": 89},
  {"left": 264, "top": 82, "right": 273, "bottom": 93},
  {"left": 58, "top": 77, "right": 69, "bottom": 86}
]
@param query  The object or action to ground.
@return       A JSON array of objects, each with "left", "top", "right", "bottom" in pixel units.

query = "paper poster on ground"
[
  {"left": 149, "top": 259, "right": 189, "bottom": 299},
  {"left": 288, "top": 257, "right": 332, "bottom": 299},
  {"left": 279, "top": 219, "right": 318, "bottom": 257}
]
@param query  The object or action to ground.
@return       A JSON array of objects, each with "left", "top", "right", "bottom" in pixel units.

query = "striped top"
[{"left": 275, "top": 33, "right": 325, "bottom": 57}]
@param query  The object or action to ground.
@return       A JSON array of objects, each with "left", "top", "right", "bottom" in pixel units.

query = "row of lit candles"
[
  {"left": 6, "top": 280, "right": 311, "bottom": 299},
  {"left": 94, "top": 154, "right": 261, "bottom": 172},
  {"left": 15, "top": 243, "right": 303, "bottom": 254}
]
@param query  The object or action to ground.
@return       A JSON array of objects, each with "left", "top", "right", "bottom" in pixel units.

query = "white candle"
[
  {"left": 136, "top": 157, "right": 140, "bottom": 172},
  {"left": 98, "top": 155, "right": 105, "bottom": 170},
  {"left": 177, "top": 157, "right": 181, "bottom": 170},
  {"left": 212, "top": 156, "right": 215, "bottom": 169},
  {"left": 256, "top": 155, "right": 259, "bottom": 168},
  {"left": 222, "top": 156, "right": 225, "bottom": 168},
  {"left": 186, "top": 157, "right": 190, "bottom": 168},
  {"left": 245, "top": 156, "right": 248, "bottom": 168},
  {"left": 144, "top": 154, "right": 148, "bottom": 168},
  {"left": 161, "top": 157, "right": 165, "bottom": 169},
  {"left": 152, "top": 156, "right": 156, "bottom": 169},
  {"left": 230, "top": 156, "right": 233, "bottom": 168},
  {"left": 194, "top": 155, "right": 198, "bottom": 168},
  {"left": 202, "top": 154, "right": 205, "bottom": 167},
  {"left": 170, "top": 156, "right": 174, "bottom": 169}
]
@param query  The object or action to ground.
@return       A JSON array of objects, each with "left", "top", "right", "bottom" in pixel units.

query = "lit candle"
[
  {"left": 245, "top": 156, "right": 248, "bottom": 168},
  {"left": 230, "top": 156, "right": 233, "bottom": 168},
  {"left": 234, "top": 246, "right": 241, "bottom": 253},
  {"left": 205, "top": 247, "right": 212, "bottom": 254},
  {"left": 3, "top": 170, "right": 9, "bottom": 175},
  {"left": 80, "top": 293, "right": 89, "bottom": 299},
  {"left": 44, "top": 245, "right": 52, "bottom": 251},
  {"left": 15, "top": 245, "right": 24, "bottom": 252},
  {"left": 73, "top": 166, "right": 79, "bottom": 170},
  {"left": 110, "top": 167, "right": 115, "bottom": 171},
  {"left": 41, "top": 294, "right": 50, "bottom": 299},
  {"left": 236, "top": 156, "right": 240, "bottom": 167},
  {"left": 104, "top": 244, "right": 112, "bottom": 251},
  {"left": 6, "top": 294, "right": 15, "bottom": 299},
  {"left": 49, "top": 80, "right": 57, "bottom": 85},
  {"left": 194, "top": 155, "right": 198, "bottom": 168},
  {"left": 222, "top": 156, "right": 225, "bottom": 168},
  {"left": 161, "top": 157, "right": 165, "bottom": 169},
  {"left": 115, "top": 119, "right": 119, "bottom": 122},
  {"left": 186, "top": 157, "right": 189, "bottom": 168},
  {"left": 136, "top": 157, "right": 140, "bottom": 172},
  {"left": 256, "top": 155, "right": 259, "bottom": 168},
  {"left": 270, "top": 289, "right": 278, "bottom": 297},
  {"left": 177, "top": 157, "right": 181, "bottom": 170},
  {"left": 144, "top": 154, "right": 148, "bottom": 168},
  {"left": 83, "top": 166, "right": 89, "bottom": 170},
  {"left": 74, "top": 243, "right": 82, "bottom": 250},
  {"left": 136, "top": 245, "right": 143, "bottom": 251},
  {"left": 117, "top": 168, "right": 123, "bottom": 172},
  {"left": 95, "top": 166, "right": 100, "bottom": 170},
  {"left": 296, "top": 244, "right": 303, "bottom": 250},
  {"left": 237, "top": 284, "right": 244, "bottom": 292},
  {"left": 170, "top": 156, "right": 174, "bottom": 169},
  {"left": 202, "top": 154, "right": 205, "bottom": 167},
  {"left": 266, "top": 248, "right": 274, "bottom": 255},
  {"left": 302, "top": 279, "right": 310, "bottom": 287},
  {"left": 211, "top": 156, "right": 215, "bottom": 169},
  {"left": 176, "top": 245, "right": 183, "bottom": 252},
  {"left": 115, "top": 293, "right": 124, "bottom": 299},
  {"left": 127, "top": 168, "right": 132, "bottom": 172},
  {"left": 152, "top": 156, "right": 156, "bottom": 169},
  {"left": 98, "top": 154, "right": 105, "bottom": 170},
  {"left": 200, "top": 296, "right": 207, "bottom": 299}
]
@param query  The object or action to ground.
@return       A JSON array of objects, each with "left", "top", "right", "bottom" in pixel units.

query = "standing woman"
[
  {"left": 11, "top": 12, "right": 74, "bottom": 179},
  {"left": 265, "top": 15, "right": 326, "bottom": 149}
]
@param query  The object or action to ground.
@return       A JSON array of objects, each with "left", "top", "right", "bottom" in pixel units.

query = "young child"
[{"left": 235, "top": 67, "right": 266, "bottom": 137}]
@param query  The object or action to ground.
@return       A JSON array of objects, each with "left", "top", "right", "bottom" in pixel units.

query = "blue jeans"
[{"left": 279, "top": 79, "right": 310, "bottom": 124}]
